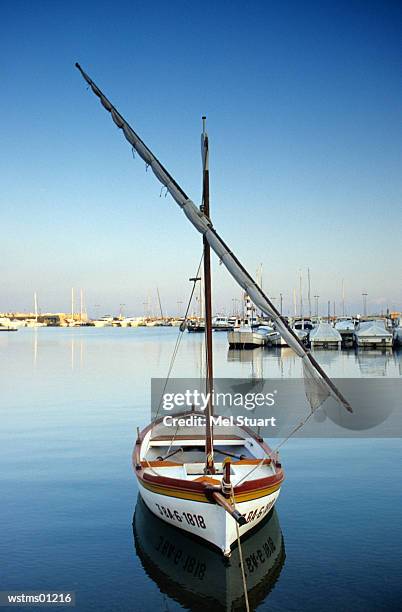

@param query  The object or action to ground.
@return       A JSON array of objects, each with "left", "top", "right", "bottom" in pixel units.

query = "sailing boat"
[
  {"left": 26, "top": 292, "right": 46, "bottom": 327},
  {"left": 76, "top": 64, "right": 352, "bottom": 556}
]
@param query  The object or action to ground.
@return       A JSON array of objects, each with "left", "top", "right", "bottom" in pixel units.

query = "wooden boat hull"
[
  {"left": 138, "top": 478, "right": 281, "bottom": 556},
  {"left": 134, "top": 416, "right": 284, "bottom": 556}
]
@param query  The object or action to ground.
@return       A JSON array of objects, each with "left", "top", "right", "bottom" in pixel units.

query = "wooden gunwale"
[{"left": 133, "top": 414, "right": 284, "bottom": 503}]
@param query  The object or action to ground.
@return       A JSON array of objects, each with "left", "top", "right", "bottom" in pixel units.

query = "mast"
[
  {"left": 71, "top": 288, "right": 74, "bottom": 321},
  {"left": 34, "top": 292, "right": 38, "bottom": 323},
  {"left": 201, "top": 116, "right": 214, "bottom": 473},
  {"left": 299, "top": 269, "right": 303, "bottom": 318},
  {"left": 308, "top": 267, "right": 312, "bottom": 319},
  {"left": 342, "top": 279, "right": 345, "bottom": 317},
  {"left": 156, "top": 287, "right": 164, "bottom": 320}
]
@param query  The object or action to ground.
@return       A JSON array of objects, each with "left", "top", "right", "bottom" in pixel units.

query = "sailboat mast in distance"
[
  {"left": 156, "top": 288, "right": 164, "bottom": 320},
  {"left": 34, "top": 292, "right": 38, "bottom": 322},
  {"left": 342, "top": 279, "right": 345, "bottom": 317},
  {"left": 201, "top": 116, "right": 215, "bottom": 474},
  {"left": 299, "top": 270, "right": 303, "bottom": 318}
]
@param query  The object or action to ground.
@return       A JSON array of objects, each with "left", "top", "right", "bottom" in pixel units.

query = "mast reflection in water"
[{"left": 133, "top": 496, "right": 285, "bottom": 611}]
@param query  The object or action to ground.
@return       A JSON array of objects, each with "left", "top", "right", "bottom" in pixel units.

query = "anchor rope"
[{"left": 230, "top": 484, "right": 250, "bottom": 612}]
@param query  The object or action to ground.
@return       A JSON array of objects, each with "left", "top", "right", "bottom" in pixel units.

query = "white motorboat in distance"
[
  {"left": 291, "top": 318, "right": 314, "bottom": 344},
  {"left": 92, "top": 315, "right": 113, "bottom": 327},
  {"left": 310, "top": 322, "right": 342, "bottom": 349},
  {"left": 354, "top": 320, "right": 393, "bottom": 349},
  {"left": 212, "top": 316, "right": 234, "bottom": 331},
  {"left": 334, "top": 317, "right": 356, "bottom": 347},
  {"left": 0, "top": 317, "right": 19, "bottom": 331},
  {"left": 228, "top": 318, "right": 271, "bottom": 348}
]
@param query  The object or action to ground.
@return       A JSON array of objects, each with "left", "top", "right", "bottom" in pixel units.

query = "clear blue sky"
[{"left": 1, "top": 0, "right": 401, "bottom": 316}]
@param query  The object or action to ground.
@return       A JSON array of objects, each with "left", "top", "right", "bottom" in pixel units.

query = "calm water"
[{"left": 1, "top": 328, "right": 401, "bottom": 611}]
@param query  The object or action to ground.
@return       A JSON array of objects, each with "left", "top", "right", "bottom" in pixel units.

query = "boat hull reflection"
[{"left": 133, "top": 495, "right": 285, "bottom": 611}]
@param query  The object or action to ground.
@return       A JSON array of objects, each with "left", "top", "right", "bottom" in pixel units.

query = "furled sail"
[{"left": 75, "top": 63, "right": 352, "bottom": 413}]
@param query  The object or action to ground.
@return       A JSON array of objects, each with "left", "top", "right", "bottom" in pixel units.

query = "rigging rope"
[
  {"left": 146, "top": 254, "right": 204, "bottom": 458},
  {"left": 230, "top": 484, "right": 250, "bottom": 612},
  {"left": 235, "top": 410, "right": 314, "bottom": 487}
]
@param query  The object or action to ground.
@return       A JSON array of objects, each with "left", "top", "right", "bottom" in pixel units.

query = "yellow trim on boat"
[{"left": 139, "top": 478, "right": 281, "bottom": 503}]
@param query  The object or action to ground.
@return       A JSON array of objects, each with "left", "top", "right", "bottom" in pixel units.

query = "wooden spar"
[
  {"left": 75, "top": 63, "right": 352, "bottom": 413},
  {"left": 202, "top": 117, "right": 215, "bottom": 474}
]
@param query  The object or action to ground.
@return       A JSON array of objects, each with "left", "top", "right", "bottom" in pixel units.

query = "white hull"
[
  {"left": 355, "top": 335, "right": 393, "bottom": 348},
  {"left": 394, "top": 328, "right": 402, "bottom": 346},
  {"left": 292, "top": 328, "right": 309, "bottom": 342},
  {"left": 354, "top": 320, "right": 393, "bottom": 349},
  {"left": 269, "top": 332, "right": 288, "bottom": 346},
  {"left": 138, "top": 481, "right": 280, "bottom": 556},
  {"left": 310, "top": 341, "right": 341, "bottom": 349},
  {"left": 25, "top": 321, "right": 46, "bottom": 328},
  {"left": 228, "top": 329, "right": 267, "bottom": 348}
]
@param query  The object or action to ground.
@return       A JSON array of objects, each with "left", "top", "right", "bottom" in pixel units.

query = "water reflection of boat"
[
  {"left": 356, "top": 348, "right": 394, "bottom": 377},
  {"left": 133, "top": 496, "right": 285, "bottom": 612}
]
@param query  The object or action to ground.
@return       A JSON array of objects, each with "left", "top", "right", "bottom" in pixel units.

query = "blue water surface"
[{"left": 0, "top": 328, "right": 401, "bottom": 611}]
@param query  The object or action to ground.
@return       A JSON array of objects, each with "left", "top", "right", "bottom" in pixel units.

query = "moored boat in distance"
[
  {"left": 354, "top": 320, "right": 393, "bottom": 349},
  {"left": 291, "top": 318, "right": 314, "bottom": 344},
  {"left": 187, "top": 318, "right": 205, "bottom": 333},
  {"left": 310, "top": 321, "right": 342, "bottom": 349},
  {"left": 269, "top": 330, "right": 288, "bottom": 347},
  {"left": 0, "top": 317, "right": 19, "bottom": 331},
  {"left": 212, "top": 315, "right": 234, "bottom": 331},
  {"left": 334, "top": 317, "right": 356, "bottom": 347},
  {"left": 170, "top": 318, "right": 185, "bottom": 327},
  {"left": 92, "top": 315, "right": 114, "bottom": 327},
  {"left": 227, "top": 317, "right": 271, "bottom": 348}
]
